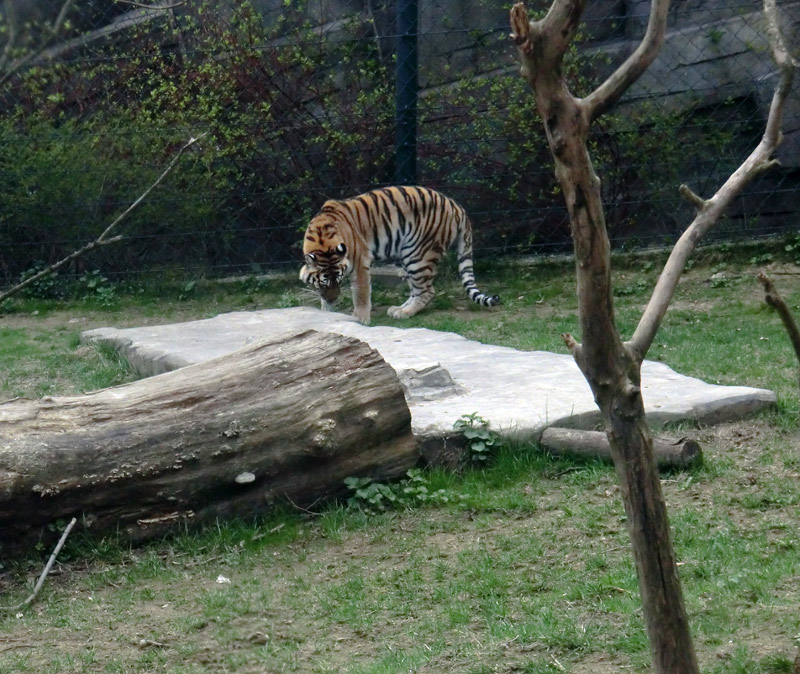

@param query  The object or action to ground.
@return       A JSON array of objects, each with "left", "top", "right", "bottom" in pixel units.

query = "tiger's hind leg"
[
  {"left": 388, "top": 253, "right": 439, "bottom": 319},
  {"left": 387, "top": 287, "right": 434, "bottom": 319}
]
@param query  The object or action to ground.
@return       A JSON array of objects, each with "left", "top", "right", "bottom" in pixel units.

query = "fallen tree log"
[
  {"left": 539, "top": 427, "right": 702, "bottom": 468},
  {"left": 0, "top": 330, "right": 417, "bottom": 557}
]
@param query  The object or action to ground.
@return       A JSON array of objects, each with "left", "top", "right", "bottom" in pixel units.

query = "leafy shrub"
[
  {"left": 17, "top": 261, "right": 66, "bottom": 299},
  {"left": 77, "top": 270, "right": 117, "bottom": 306},
  {"left": 0, "top": 1, "right": 768, "bottom": 284}
]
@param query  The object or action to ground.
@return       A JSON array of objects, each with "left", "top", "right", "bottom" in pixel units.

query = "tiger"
[{"left": 299, "top": 185, "right": 499, "bottom": 324}]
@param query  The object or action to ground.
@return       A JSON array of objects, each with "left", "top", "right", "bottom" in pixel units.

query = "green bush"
[
  {"left": 0, "top": 0, "right": 394, "bottom": 281},
  {"left": 0, "top": 1, "right": 767, "bottom": 283}
]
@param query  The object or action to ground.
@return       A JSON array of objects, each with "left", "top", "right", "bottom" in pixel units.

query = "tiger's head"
[{"left": 299, "top": 234, "right": 352, "bottom": 307}]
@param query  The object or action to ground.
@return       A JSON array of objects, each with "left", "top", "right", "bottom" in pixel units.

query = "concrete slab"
[{"left": 82, "top": 307, "right": 776, "bottom": 441}]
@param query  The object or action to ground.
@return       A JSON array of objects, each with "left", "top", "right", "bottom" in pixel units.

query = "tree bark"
[
  {"left": 0, "top": 330, "right": 417, "bottom": 557},
  {"left": 539, "top": 428, "right": 702, "bottom": 468}
]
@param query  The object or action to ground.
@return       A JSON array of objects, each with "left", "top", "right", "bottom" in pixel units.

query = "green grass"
[{"left": 2, "top": 245, "right": 800, "bottom": 672}]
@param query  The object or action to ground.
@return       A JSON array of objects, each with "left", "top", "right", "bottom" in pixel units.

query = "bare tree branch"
[
  {"left": 115, "top": 0, "right": 187, "bottom": 10},
  {"left": 626, "top": 0, "right": 796, "bottom": 360},
  {"left": 0, "top": 0, "right": 76, "bottom": 87},
  {"left": 678, "top": 184, "right": 706, "bottom": 210},
  {"left": 758, "top": 271, "right": 800, "bottom": 387},
  {"left": 538, "top": 0, "right": 584, "bottom": 56},
  {"left": 0, "top": 134, "right": 206, "bottom": 305},
  {"left": 583, "top": 0, "right": 671, "bottom": 121}
]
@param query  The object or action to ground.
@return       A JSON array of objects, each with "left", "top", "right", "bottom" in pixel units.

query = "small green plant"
[
  {"left": 615, "top": 278, "right": 650, "bottom": 297},
  {"left": 749, "top": 252, "right": 774, "bottom": 266},
  {"left": 453, "top": 412, "right": 503, "bottom": 463},
  {"left": 18, "top": 262, "right": 65, "bottom": 299},
  {"left": 178, "top": 279, "right": 197, "bottom": 301},
  {"left": 783, "top": 233, "right": 800, "bottom": 265},
  {"left": 344, "top": 469, "right": 460, "bottom": 513},
  {"left": 78, "top": 270, "right": 117, "bottom": 306},
  {"left": 710, "top": 273, "right": 730, "bottom": 289},
  {"left": 344, "top": 476, "right": 399, "bottom": 512}
]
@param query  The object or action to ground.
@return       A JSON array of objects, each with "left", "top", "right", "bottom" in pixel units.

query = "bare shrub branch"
[{"left": 0, "top": 134, "right": 206, "bottom": 305}]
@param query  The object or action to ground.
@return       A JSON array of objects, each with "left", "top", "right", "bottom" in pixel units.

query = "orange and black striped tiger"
[{"left": 299, "top": 186, "right": 499, "bottom": 324}]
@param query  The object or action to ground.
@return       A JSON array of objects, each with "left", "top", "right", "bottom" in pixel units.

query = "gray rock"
[{"left": 83, "top": 307, "right": 776, "bottom": 444}]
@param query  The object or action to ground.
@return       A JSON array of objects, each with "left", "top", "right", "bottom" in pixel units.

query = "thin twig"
[
  {"left": 0, "top": 642, "right": 33, "bottom": 653},
  {"left": 51, "top": 0, "right": 78, "bottom": 36},
  {"left": 0, "top": 0, "right": 18, "bottom": 73},
  {"left": 2, "top": 517, "right": 77, "bottom": 614},
  {"left": 283, "top": 493, "right": 323, "bottom": 516},
  {"left": 0, "top": 133, "right": 206, "bottom": 304},
  {"left": 115, "top": 0, "right": 187, "bottom": 10}
]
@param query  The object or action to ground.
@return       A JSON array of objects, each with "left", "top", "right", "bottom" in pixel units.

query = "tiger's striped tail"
[{"left": 456, "top": 214, "right": 500, "bottom": 308}]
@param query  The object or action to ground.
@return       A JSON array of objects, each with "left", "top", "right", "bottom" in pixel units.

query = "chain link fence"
[{"left": 1, "top": 0, "right": 798, "bottom": 287}]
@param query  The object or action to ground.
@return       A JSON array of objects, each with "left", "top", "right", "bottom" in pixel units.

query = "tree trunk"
[
  {"left": 539, "top": 427, "right": 702, "bottom": 468},
  {"left": 510, "top": 3, "right": 700, "bottom": 671},
  {"left": 0, "top": 330, "right": 417, "bottom": 557}
]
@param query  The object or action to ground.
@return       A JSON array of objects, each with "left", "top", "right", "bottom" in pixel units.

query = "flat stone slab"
[{"left": 82, "top": 307, "right": 776, "bottom": 441}]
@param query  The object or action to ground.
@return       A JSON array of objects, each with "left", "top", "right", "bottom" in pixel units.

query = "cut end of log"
[{"left": 671, "top": 437, "right": 703, "bottom": 467}]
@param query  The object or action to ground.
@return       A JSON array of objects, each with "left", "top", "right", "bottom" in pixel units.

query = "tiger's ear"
[{"left": 336, "top": 243, "right": 347, "bottom": 255}]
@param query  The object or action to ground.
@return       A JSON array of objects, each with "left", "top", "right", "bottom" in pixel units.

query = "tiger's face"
[{"left": 299, "top": 240, "right": 351, "bottom": 306}]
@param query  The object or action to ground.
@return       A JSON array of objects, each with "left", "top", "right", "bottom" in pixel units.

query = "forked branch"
[{"left": 626, "top": 0, "right": 796, "bottom": 361}]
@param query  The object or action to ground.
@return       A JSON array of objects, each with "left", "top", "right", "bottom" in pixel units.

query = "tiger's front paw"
[{"left": 353, "top": 308, "right": 371, "bottom": 325}]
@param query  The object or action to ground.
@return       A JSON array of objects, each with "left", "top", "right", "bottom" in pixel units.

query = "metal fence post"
[{"left": 395, "top": 0, "right": 418, "bottom": 186}]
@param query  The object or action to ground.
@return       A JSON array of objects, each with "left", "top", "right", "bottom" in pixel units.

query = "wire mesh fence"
[{"left": 1, "top": 0, "right": 798, "bottom": 288}]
